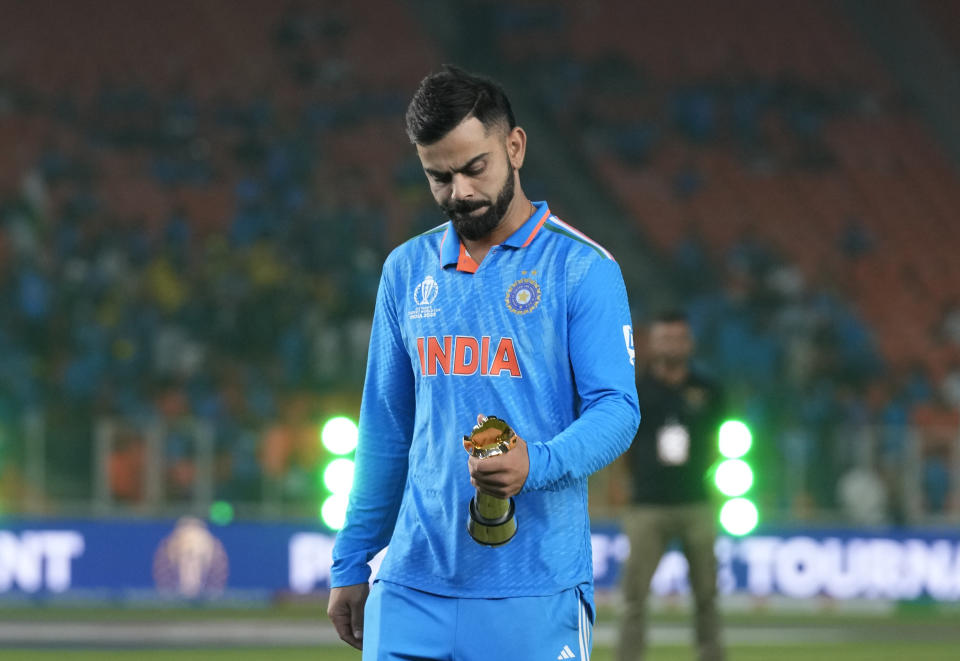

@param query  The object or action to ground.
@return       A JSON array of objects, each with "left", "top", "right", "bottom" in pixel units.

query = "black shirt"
[{"left": 628, "top": 367, "right": 725, "bottom": 504}]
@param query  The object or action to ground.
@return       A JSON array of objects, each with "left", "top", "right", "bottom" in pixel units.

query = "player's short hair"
[{"left": 405, "top": 64, "right": 516, "bottom": 145}]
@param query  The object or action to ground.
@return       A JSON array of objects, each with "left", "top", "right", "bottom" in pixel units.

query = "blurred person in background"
[
  {"left": 837, "top": 455, "right": 888, "bottom": 525},
  {"left": 617, "top": 309, "right": 726, "bottom": 661}
]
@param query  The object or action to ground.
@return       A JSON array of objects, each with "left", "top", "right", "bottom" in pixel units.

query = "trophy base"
[{"left": 468, "top": 496, "right": 517, "bottom": 547}]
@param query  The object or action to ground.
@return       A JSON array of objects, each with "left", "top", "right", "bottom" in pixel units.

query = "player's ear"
[{"left": 505, "top": 126, "right": 526, "bottom": 169}]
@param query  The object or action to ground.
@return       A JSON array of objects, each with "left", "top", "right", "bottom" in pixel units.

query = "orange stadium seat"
[{"left": 493, "top": 0, "right": 959, "bottom": 384}]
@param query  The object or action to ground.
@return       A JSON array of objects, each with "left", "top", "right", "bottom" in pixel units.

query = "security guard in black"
[
  {"left": 618, "top": 310, "right": 728, "bottom": 661},
  {"left": 628, "top": 356, "right": 724, "bottom": 504}
]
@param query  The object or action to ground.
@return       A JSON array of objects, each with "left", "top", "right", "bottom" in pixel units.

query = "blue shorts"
[{"left": 362, "top": 580, "right": 593, "bottom": 661}]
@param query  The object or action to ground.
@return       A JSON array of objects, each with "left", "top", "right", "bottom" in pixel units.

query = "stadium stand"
[
  {"left": 485, "top": 0, "right": 960, "bottom": 518},
  {"left": 0, "top": 0, "right": 439, "bottom": 510},
  {"left": 0, "top": 0, "right": 957, "bottom": 522}
]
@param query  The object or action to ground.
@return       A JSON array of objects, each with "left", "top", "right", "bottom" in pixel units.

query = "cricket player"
[{"left": 328, "top": 65, "right": 640, "bottom": 660}]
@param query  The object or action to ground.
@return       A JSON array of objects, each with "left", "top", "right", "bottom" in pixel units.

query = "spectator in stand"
[
  {"left": 922, "top": 446, "right": 952, "bottom": 514},
  {"left": 938, "top": 299, "right": 960, "bottom": 347}
]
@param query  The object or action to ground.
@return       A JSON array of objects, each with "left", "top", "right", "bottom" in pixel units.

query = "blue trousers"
[{"left": 362, "top": 580, "right": 593, "bottom": 661}]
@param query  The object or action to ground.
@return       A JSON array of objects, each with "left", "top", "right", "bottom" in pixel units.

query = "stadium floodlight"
[
  {"left": 719, "top": 498, "right": 759, "bottom": 536},
  {"left": 323, "top": 457, "right": 356, "bottom": 495},
  {"left": 718, "top": 420, "right": 752, "bottom": 459},
  {"left": 321, "top": 493, "right": 350, "bottom": 531},
  {"left": 714, "top": 459, "right": 754, "bottom": 498},
  {"left": 321, "top": 416, "right": 359, "bottom": 455}
]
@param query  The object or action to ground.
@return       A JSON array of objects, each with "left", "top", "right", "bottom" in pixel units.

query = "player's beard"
[{"left": 442, "top": 162, "right": 515, "bottom": 242}]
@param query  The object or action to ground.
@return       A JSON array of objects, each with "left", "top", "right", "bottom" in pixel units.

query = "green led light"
[
  {"left": 714, "top": 459, "right": 754, "bottom": 497},
  {"left": 720, "top": 498, "right": 759, "bottom": 536},
  {"left": 320, "top": 493, "right": 349, "bottom": 531},
  {"left": 320, "top": 416, "right": 359, "bottom": 455},
  {"left": 323, "top": 458, "right": 355, "bottom": 495},
  {"left": 718, "top": 420, "right": 752, "bottom": 459},
  {"left": 209, "top": 500, "right": 234, "bottom": 526}
]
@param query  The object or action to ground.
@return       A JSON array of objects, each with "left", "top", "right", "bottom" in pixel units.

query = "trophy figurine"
[{"left": 463, "top": 416, "right": 519, "bottom": 547}]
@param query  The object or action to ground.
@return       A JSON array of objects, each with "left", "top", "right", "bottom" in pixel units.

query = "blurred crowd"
[
  {"left": 0, "top": 2, "right": 433, "bottom": 509},
  {"left": 487, "top": 1, "right": 960, "bottom": 523},
  {"left": 0, "top": 1, "right": 958, "bottom": 522}
]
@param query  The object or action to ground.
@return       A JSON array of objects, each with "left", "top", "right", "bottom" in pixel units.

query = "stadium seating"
[
  {"left": 0, "top": 0, "right": 956, "bottom": 520},
  {"left": 490, "top": 0, "right": 960, "bottom": 516},
  {"left": 0, "top": 0, "right": 439, "bottom": 510}
]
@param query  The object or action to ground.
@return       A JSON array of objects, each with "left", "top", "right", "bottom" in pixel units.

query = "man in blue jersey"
[{"left": 328, "top": 64, "right": 640, "bottom": 660}]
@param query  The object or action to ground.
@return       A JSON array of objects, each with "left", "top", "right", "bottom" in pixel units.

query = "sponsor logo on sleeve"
[{"left": 623, "top": 325, "right": 635, "bottom": 366}]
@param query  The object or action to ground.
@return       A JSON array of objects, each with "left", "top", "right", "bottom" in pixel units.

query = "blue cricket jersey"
[{"left": 330, "top": 201, "right": 640, "bottom": 614}]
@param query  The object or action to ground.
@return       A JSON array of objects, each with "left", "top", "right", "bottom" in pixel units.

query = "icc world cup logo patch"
[
  {"left": 505, "top": 278, "right": 541, "bottom": 314},
  {"left": 414, "top": 275, "right": 439, "bottom": 306}
]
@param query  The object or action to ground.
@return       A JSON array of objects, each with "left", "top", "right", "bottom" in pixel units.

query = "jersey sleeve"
[
  {"left": 330, "top": 262, "right": 416, "bottom": 587},
  {"left": 523, "top": 257, "right": 641, "bottom": 491}
]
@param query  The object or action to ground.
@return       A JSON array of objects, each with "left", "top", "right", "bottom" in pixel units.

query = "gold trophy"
[{"left": 463, "top": 416, "right": 518, "bottom": 547}]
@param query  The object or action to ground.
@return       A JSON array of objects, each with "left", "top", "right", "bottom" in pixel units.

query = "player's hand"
[
  {"left": 468, "top": 413, "right": 529, "bottom": 498},
  {"left": 327, "top": 582, "right": 369, "bottom": 650}
]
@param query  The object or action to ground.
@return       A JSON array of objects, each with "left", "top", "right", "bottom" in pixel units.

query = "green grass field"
[
  {"left": 1, "top": 605, "right": 957, "bottom": 660},
  {"left": 2, "top": 643, "right": 958, "bottom": 661}
]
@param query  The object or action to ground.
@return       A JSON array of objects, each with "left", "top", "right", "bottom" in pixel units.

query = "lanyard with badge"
[{"left": 656, "top": 416, "right": 690, "bottom": 465}]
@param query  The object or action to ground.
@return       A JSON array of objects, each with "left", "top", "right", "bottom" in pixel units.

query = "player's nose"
[{"left": 450, "top": 173, "right": 476, "bottom": 201}]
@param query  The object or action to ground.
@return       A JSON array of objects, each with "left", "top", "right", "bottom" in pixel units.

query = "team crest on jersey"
[
  {"left": 505, "top": 278, "right": 541, "bottom": 314},
  {"left": 410, "top": 275, "right": 440, "bottom": 319}
]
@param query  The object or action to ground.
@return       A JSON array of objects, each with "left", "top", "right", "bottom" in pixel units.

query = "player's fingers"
[
  {"left": 350, "top": 595, "right": 365, "bottom": 648},
  {"left": 470, "top": 453, "right": 505, "bottom": 474},
  {"left": 472, "top": 471, "right": 514, "bottom": 495},
  {"left": 330, "top": 610, "right": 362, "bottom": 649},
  {"left": 475, "top": 451, "right": 523, "bottom": 477},
  {"left": 329, "top": 584, "right": 368, "bottom": 650},
  {"left": 475, "top": 484, "right": 508, "bottom": 498},
  {"left": 473, "top": 473, "right": 504, "bottom": 488},
  {"left": 473, "top": 479, "right": 507, "bottom": 498},
  {"left": 469, "top": 455, "right": 525, "bottom": 497},
  {"left": 468, "top": 454, "right": 504, "bottom": 477}
]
